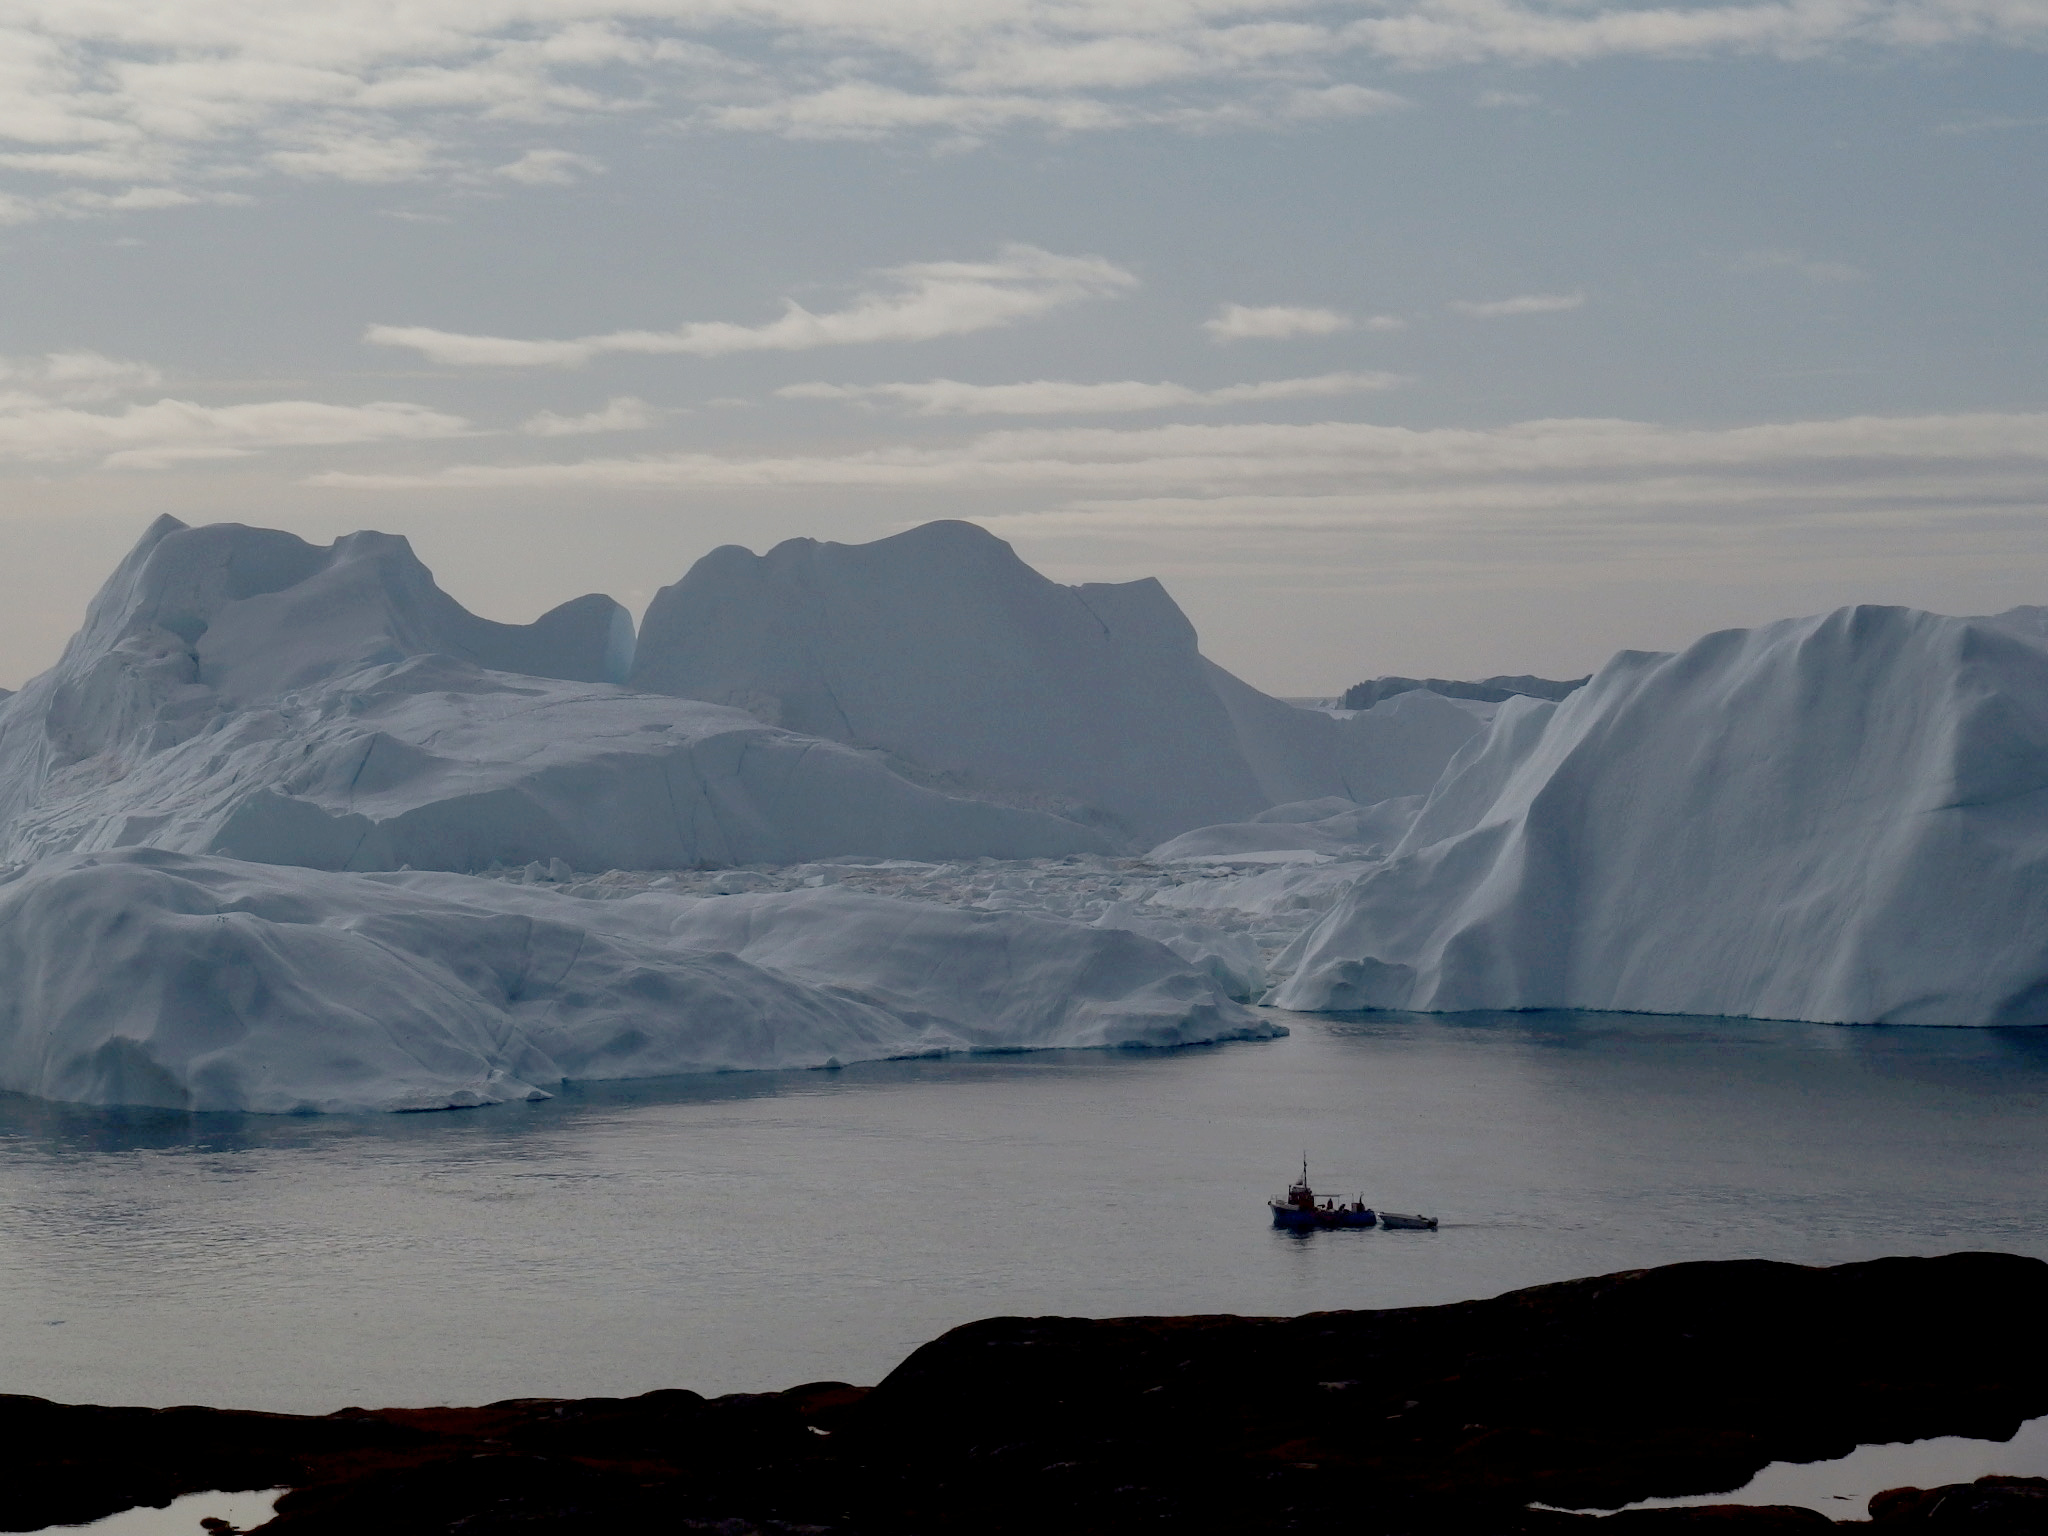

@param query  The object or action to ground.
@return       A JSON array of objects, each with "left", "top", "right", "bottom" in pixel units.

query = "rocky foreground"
[{"left": 8, "top": 1253, "right": 2046, "bottom": 1534}]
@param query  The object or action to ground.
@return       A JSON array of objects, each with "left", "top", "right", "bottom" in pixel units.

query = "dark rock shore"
[{"left": 8, "top": 1252, "right": 2045, "bottom": 1534}]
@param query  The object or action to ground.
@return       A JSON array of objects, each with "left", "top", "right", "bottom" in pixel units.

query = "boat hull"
[{"left": 1270, "top": 1202, "right": 1376, "bottom": 1230}]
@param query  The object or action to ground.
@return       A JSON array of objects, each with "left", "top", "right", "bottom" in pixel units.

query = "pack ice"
[
  {"left": 0, "top": 849, "right": 1273, "bottom": 1112},
  {"left": 1273, "top": 604, "right": 2048, "bottom": 1026}
]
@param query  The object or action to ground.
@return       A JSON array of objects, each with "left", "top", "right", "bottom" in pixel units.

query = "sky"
[{"left": 1, "top": 0, "right": 2044, "bottom": 695}]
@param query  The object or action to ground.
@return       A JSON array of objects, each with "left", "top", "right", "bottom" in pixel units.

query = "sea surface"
[{"left": 2, "top": 1009, "right": 2045, "bottom": 1414}]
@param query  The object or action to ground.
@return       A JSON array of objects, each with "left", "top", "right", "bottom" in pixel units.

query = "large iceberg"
[
  {"left": 0, "top": 849, "right": 1275, "bottom": 1113},
  {"left": 630, "top": 521, "right": 1478, "bottom": 843},
  {"left": 1273, "top": 604, "right": 2048, "bottom": 1026},
  {"left": 0, "top": 518, "right": 1106, "bottom": 870}
]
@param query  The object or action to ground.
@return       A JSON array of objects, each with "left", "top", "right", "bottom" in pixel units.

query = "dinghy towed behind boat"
[
  {"left": 1378, "top": 1211, "right": 1439, "bottom": 1231},
  {"left": 1268, "top": 1159, "right": 1377, "bottom": 1230}
]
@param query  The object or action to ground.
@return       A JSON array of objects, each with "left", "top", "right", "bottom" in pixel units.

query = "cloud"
[
  {"left": 0, "top": 351, "right": 164, "bottom": 404},
  {"left": 776, "top": 372, "right": 1403, "bottom": 416},
  {"left": 1934, "top": 114, "right": 2048, "bottom": 135},
  {"left": 1476, "top": 89, "right": 1542, "bottom": 107},
  {"left": 266, "top": 132, "right": 442, "bottom": 183},
  {"left": 1, "top": 399, "right": 472, "bottom": 468},
  {"left": 1279, "top": 84, "right": 1412, "bottom": 120},
  {"left": 2, "top": 0, "right": 2034, "bottom": 220},
  {"left": 700, "top": 85, "right": 1130, "bottom": 140},
  {"left": 1204, "top": 304, "right": 1355, "bottom": 341},
  {"left": 1450, "top": 292, "right": 1585, "bottom": 317},
  {"left": 367, "top": 245, "right": 1138, "bottom": 368},
  {"left": 306, "top": 411, "right": 2048, "bottom": 509},
  {"left": 521, "top": 396, "right": 658, "bottom": 435},
  {"left": 0, "top": 350, "right": 470, "bottom": 467},
  {"left": 1732, "top": 249, "right": 1865, "bottom": 283},
  {"left": 494, "top": 148, "right": 605, "bottom": 185}
]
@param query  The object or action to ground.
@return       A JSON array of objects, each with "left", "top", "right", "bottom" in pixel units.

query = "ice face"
[
  {"left": 629, "top": 521, "right": 1269, "bottom": 843},
  {"left": 0, "top": 849, "right": 1277, "bottom": 1113},
  {"left": 1273, "top": 604, "right": 2048, "bottom": 1026},
  {"left": 629, "top": 521, "right": 1485, "bottom": 845}
]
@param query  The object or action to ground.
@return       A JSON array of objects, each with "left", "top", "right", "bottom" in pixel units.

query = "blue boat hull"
[{"left": 1270, "top": 1204, "right": 1376, "bottom": 1230}]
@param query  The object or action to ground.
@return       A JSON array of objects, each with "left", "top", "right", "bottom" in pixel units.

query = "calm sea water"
[{"left": 2, "top": 1010, "right": 2044, "bottom": 1414}]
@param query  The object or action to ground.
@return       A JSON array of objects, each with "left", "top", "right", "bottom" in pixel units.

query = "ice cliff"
[
  {"left": 630, "top": 521, "right": 1475, "bottom": 843},
  {"left": 0, "top": 849, "right": 1273, "bottom": 1112},
  {"left": 0, "top": 518, "right": 1107, "bottom": 870},
  {"left": 1273, "top": 603, "right": 2048, "bottom": 1026}
]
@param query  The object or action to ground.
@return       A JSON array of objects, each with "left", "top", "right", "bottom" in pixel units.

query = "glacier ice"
[
  {"left": 0, "top": 849, "right": 1276, "bottom": 1113},
  {"left": 15, "top": 508, "right": 2047, "bottom": 1121},
  {"left": 0, "top": 519, "right": 1107, "bottom": 871},
  {"left": 1273, "top": 604, "right": 2048, "bottom": 1026},
  {"left": 629, "top": 521, "right": 1481, "bottom": 844}
]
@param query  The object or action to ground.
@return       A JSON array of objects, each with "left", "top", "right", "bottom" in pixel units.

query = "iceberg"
[
  {"left": 0, "top": 517, "right": 1481, "bottom": 866},
  {"left": 630, "top": 521, "right": 1480, "bottom": 843},
  {"left": 0, "top": 519, "right": 1106, "bottom": 870},
  {"left": 0, "top": 849, "right": 1275, "bottom": 1113},
  {"left": 1274, "top": 603, "right": 2048, "bottom": 1026}
]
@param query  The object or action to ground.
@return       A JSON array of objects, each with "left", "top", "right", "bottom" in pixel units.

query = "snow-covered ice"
[
  {"left": 0, "top": 849, "right": 1276, "bottom": 1113},
  {"left": 1275, "top": 604, "right": 2048, "bottom": 1026}
]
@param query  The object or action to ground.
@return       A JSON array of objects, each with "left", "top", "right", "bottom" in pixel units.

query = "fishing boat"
[
  {"left": 1378, "top": 1211, "right": 1439, "bottom": 1231},
  {"left": 1268, "top": 1159, "right": 1376, "bottom": 1230}
]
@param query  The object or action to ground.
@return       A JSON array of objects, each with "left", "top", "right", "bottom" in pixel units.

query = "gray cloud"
[{"left": 1, "top": 0, "right": 2039, "bottom": 220}]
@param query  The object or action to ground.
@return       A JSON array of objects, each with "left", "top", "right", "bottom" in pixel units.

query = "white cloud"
[
  {"left": 1732, "top": 249, "right": 1865, "bottom": 283},
  {"left": 266, "top": 132, "right": 443, "bottom": 183},
  {"left": 1204, "top": 304, "right": 1355, "bottom": 341},
  {"left": 0, "top": 350, "right": 470, "bottom": 467},
  {"left": 1, "top": 0, "right": 2034, "bottom": 219},
  {"left": 1476, "top": 90, "right": 1541, "bottom": 107},
  {"left": 1, "top": 398, "right": 472, "bottom": 468},
  {"left": 494, "top": 148, "right": 605, "bottom": 185},
  {"left": 0, "top": 351, "right": 164, "bottom": 403},
  {"left": 367, "top": 245, "right": 1138, "bottom": 369},
  {"left": 701, "top": 84, "right": 1129, "bottom": 140},
  {"left": 1279, "top": 84, "right": 1412, "bottom": 120},
  {"left": 521, "top": 396, "right": 657, "bottom": 435},
  {"left": 777, "top": 372, "right": 1402, "bottom": 415},
  {"left": 1450, "top": 292, "right": 1585, "bottom": 317}
]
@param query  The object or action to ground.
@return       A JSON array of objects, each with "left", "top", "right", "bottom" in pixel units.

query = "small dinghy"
[
  {"left": 1268, "top": 1160, "right": 1376, "bottom": 1230},
  {"left": 1378, "top": 1211, "right": 1439, "bottom": 1231}
]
